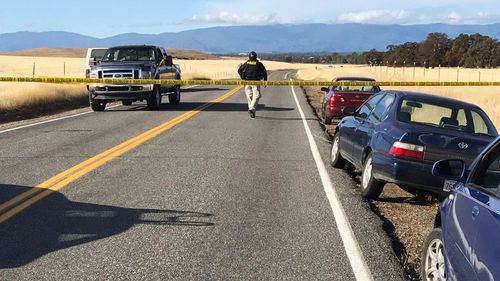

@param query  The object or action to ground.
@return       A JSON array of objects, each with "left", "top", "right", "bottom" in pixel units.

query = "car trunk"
[
  {"left": 333, "top": 91, "right": 373, "bottom": 109},
  {"left": 400, "top": 126, "right": 494, "bottom": 167}
]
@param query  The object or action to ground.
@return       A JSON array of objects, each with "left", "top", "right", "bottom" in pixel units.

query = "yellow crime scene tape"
[{"left": 1, "top": 76, "right": 500, "bottom": 87}]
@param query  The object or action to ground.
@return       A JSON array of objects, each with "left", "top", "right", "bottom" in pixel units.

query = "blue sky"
[{"left": 1, "top": 0, "right": 499, "bottom": 37}]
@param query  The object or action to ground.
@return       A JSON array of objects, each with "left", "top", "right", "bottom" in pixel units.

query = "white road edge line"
[
  {"left": 290, "top": 80, "right": 374, "bottom": 281},
  {"left": 0, "top": 85, "right": 199, "bottom": 135}
]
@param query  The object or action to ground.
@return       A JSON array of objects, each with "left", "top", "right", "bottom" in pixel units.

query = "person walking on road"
[{"left": 238, "top": 51, "right": 268, "bottom": 118}]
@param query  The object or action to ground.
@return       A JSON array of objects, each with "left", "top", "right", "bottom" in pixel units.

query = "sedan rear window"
[
  {"left": 333, "top": 82, "right": 380, "bottom": 93},
  {"left": 398, "top": 98, "right": 496, "bottom": 136}
]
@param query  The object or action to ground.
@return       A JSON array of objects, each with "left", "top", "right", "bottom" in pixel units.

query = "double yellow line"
[{"left": 0, "top": 86, "right": 242, "bottom": 224}]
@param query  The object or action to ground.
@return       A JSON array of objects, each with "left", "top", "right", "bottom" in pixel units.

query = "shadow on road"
[{"left": 0, "top": 184, "right": 213, "bottom": 269}]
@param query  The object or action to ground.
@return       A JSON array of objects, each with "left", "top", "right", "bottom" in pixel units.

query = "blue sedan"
[
  {"left": 330, "top": 90, "right": 497, "bottom": 198},
  {"left": 421, "top": 136, "right": 500, "bottom": 281}
]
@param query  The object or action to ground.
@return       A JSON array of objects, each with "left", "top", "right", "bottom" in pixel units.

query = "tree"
[{"left": 418, "top": 33, "right": 451, "bottom": 67}]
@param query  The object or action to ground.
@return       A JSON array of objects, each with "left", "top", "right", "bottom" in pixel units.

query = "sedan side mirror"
[
  {"left": 432, "top": 159, "right": 466, "bottom": 179},
  {"left": 321, "top": 87, "right": 329, "bottom": 92},
  {"left": 343, "top": 106, "right": 356, "bottom": 116}
]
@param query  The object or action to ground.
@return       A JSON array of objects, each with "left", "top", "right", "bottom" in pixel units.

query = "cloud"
[
  {"left": 440, "top": 11, "right": 500, "bottom": 23},
  {"left": 189, "top": 12, "right": 279, "bottom": 25},
  {"left": 337, "top": 10, "right": 410, "bottom": 24},
  {"left": 445, "top": 12, "right": 462, "bottom": 23}
]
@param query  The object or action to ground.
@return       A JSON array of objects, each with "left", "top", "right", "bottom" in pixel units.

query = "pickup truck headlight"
[
  {"left": 142, "top": 71, "right": 152, "bottom": 79},
  {"left": 89, "top": 69, "right": 98, "bottom": 79}
]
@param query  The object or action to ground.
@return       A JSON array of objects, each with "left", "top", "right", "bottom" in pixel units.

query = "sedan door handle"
[{"left": 472, "top": 206, "right": 480, "bottom": 219}]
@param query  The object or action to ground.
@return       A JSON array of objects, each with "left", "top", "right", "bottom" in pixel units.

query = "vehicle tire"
[
  {"left": 322, "top": 107, "right": 332, "bottom": 124},
  {"left": 330, "top": 133, "right": 346, "bottom": 168},
  {"left": 421, "top": 228, "right": 447, "bottom": 281},
  {"left": 147, "top": 86, "right": 161, "bottom": 110},
  {"left": 122, "top": 100, "right": 132, "bottom": 106},
  {"left": 169, "top": 85, "right": 181, "bottom": 104},
  {"left": 89, "top": 93, "right": 106, "bottom": 112},
  {"left": 360, "top": 153, "right": 385, "bottom": 199}
]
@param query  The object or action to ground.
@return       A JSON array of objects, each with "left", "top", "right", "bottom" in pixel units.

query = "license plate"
[{"left": 443, "top": 180, "right": 457, "bottom": 192}]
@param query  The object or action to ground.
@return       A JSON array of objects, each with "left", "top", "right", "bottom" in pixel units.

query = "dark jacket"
[{"left": 238, "top": 59, "right": 268, "bottom": 81}]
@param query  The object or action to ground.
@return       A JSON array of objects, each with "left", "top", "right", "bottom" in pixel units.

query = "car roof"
[
  {"left": 380, "top": 90, "right": 482, "bottom": 109},
  {"left": 107, "top": 45, "right": 160, "bottom": 49},
  {"left": 333, "top": 76, "right": 376, "bottom": 81}
]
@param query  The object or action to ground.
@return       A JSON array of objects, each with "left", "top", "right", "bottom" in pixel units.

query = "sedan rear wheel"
[
  {"left": 421, "top": 228, "right": 447, "bottom": 281},
  {"left": 330, "top": 133, "right": 346, "bottom": 168},
  {"left": 322, "top": 106, "right": 332, "bottom": 124},
  {"left": 360, "top": 153, "right": 384, "bottom": 199}
]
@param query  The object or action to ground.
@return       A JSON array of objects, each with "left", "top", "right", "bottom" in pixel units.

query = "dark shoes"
[{"left": 248, "top": 109, "right": 256, "bottom": 118}]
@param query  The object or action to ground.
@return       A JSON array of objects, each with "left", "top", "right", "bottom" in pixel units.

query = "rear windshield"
[
  {"left": 398, "top": 98, "right": 497, "bottom": 136},
  {"left": 102, "top": 47, "right": 156, "bottom": 62},
  {"left": 333, "top": 82, "right": 379, "bottom": 93}
]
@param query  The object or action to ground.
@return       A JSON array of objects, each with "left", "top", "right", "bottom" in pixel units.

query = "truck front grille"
[{"left": 99, "top": 69, "right": 140, "bottom": 79}]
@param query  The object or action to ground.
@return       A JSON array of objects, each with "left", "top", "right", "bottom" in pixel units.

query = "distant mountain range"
[{"left": 1, "top": 23, "right": 499, "bottom": 53}]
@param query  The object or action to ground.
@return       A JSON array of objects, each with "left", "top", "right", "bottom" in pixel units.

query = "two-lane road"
[{"left": 0, "top": 72, "right": 405, "bottom": 280}]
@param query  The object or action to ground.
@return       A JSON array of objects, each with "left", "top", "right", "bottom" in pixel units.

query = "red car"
[{"left": 321, "top": 76, "right": 381, "bottom": 124}]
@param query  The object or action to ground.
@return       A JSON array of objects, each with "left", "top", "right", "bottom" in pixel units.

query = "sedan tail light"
[
  {"left": 329, "top": 94, "right": 336, "bottom": 107},
  {"left": 389, "top": 141, "right": 425, "bottom": 160}
]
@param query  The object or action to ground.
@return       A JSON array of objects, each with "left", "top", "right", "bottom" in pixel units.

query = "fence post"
[
  {"left": 64, "top": 62, "right": 66, "bottom": 77},
  {"left": 457, "top": 66, "right": 460, "bottom": 82},
  {"left": 438, "top": 64, "right": 441, "bottom": 82},
  {"left": 32, "top": 62, "right": 36, "bottom": 77},
  {"left": 423, "top": 61, "right": 426, "bottom": 78},
  {"left": 479, "top": 70, "right": 481, "bottom": 82},
  {"left": 413, "top": 62, "right": 416, "bottom": 78}
]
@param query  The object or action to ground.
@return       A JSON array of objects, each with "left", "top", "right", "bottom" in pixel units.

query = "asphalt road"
[{"left": 0, "top": 72, "right": 406, "bottom": 280}]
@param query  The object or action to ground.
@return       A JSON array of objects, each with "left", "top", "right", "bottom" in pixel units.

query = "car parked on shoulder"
[
  {"left": 421, "top": 135, "right": 500, "bottom": 281},
  {"left": 320, "top": 76, "right": 380, "bottom": 124},
  {"left": 330, "top": 90, "right": 497, "bottom": 199}
]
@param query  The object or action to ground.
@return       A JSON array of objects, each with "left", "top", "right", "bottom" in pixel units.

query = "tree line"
[{"left": 259, "top": 33, "right": 500, "bottom": 68}]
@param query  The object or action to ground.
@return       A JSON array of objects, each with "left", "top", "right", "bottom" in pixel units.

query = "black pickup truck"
[{"left": 87, "top": 45, "right": 181, "bottom": 111}]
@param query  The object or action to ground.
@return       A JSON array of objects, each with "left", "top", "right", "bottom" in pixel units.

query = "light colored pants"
[{"left": 244, "top": 85, "right": 261, "bottom": 111}]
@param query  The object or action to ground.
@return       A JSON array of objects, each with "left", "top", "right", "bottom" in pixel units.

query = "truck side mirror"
[
  {"left": 165, "top": 55, "right": 173, "bottom": 67},
  {"left": 92, "top": 57, "right": 97, "bottom": 66}
]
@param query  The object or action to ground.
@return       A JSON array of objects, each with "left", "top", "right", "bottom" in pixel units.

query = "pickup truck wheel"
[
  {"left": 147, "top": 86, "right": 161, "bottom": 110},
  {"left": 89, "top": 93, "right": 106, "bottom": 112},
  {"left": 360, "top": 153, "right": 385, "bottom": 199},
  {"left": 122, "top": 100, "right": 132, "bottom": 106},
  {"left": 169, "top": 86, "right": 181, "bottom": 104}
]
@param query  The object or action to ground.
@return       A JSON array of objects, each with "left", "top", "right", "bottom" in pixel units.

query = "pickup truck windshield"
[{"left": 102, "top": 47, "right": 156, "bottom": 62}]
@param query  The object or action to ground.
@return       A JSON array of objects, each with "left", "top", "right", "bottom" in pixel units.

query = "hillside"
[
  {"left": 0, "top": 48, "right": 218, "bottom": 60},
  {"left": 0, "top": 23, "right": 499, "bottom": 53}
]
